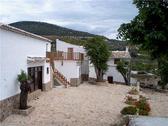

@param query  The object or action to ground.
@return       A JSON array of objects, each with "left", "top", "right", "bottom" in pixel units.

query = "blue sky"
[{"left": 0, "top": 0, "right": 138, "bottom": 39}]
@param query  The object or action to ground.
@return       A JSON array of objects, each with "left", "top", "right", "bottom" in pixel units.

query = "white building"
[
  {"left": 89, "top": 48, "right": 136, "bottom": 84},
  {"left": 47, "top": 39, "right": 88, "bottom": 87},
  {"left": 56, "top": 39, "right": 85, "bottom": 53},
  {"left": 0, "top": 23, "right": 52, "bottom": 121}
]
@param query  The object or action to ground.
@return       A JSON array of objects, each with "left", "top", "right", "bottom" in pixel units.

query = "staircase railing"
[
  {"left": 53, "top": 68, "right": 70, "bottom": 88},
  {"left": 46, "top": 51, "right": 84, "bottom": 61}
]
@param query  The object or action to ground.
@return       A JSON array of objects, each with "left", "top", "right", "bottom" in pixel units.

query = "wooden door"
[
  {"left": 37, "top": 70, "right": 42, "bottom": 90},
  {"left": 28, "top": 66, "right": 43, "bottom": 92},
  {"left": 67, "top": 48, "right": 73, "bottom": 60}
]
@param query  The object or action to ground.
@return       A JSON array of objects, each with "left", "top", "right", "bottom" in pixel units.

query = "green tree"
[
  {"left": 85, "top": 37, "right": 110, "bottom": 82},
  {"left": 118, "top": 0, "right": 168, "bottom": 88},
  {"left": 158, "top": 55, "right": 168, "bottom": 89},
  {"left": 117, "top": 61, "right": 130, "bottom": 85}
]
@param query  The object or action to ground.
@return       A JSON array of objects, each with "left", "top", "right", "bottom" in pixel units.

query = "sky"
[{"left": 0, "top": 0, "right": 138, "bottom": 39}]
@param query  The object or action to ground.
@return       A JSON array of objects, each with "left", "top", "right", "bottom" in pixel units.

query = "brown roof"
[
  {"left": 111, "top": 51, "right": 131, "bottom": 59},
  {"left": 0, "top": 23, "right": 51, "bottom": 42}
]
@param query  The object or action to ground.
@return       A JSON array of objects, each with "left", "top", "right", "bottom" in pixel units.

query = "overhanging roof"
[{"left": 0, "top": 23, "right": 52, "bottom": 43}]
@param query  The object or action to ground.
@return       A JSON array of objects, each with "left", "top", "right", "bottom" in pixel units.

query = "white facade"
[
  {"left": 89, "top": 59, "right": 126, "bottom": 83},
  {"left": 0, "top": 26, "right": 51, "bottom": 101},
  {"left": 56, "top": 39, "right": 85, "bottom": 53},
  {"left": 89, "top": 51, "right": 136, "bottom": 84},
  {"left": 54, "top": 39, "right": 86, "bottom": 81},
  {"left": 54, "top": 60, "right": 80, "bottom": 81},
  {"left": 104, "top": 59, "right": 125, "bottom": 83}
]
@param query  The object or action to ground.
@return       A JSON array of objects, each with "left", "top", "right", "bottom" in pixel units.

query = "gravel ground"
[
  {"left": 1, "top": 83, "right": 168, "bottom": 126},
  {"left": 142, "top": 89, "right": 168, "bottom": 117},
  {"left": 1, "top": 83, "right": 130, "bottom": 126}
]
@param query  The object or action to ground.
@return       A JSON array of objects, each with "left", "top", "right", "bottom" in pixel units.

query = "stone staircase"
[
  {"left": 53, "top": 68, "right": 70, "bottom": 88},
  {"left": 49, "top": 56, "right": 70, "bottom": 88}
]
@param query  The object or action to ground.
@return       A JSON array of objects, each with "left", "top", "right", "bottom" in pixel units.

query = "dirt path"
[{"left": 1, "top": 83, "right": 130, "bottom": 126}]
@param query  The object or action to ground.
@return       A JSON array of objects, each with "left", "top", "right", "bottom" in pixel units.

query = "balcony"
[{"left": 46, "top": 51, "right": 84, "bottom": 61}]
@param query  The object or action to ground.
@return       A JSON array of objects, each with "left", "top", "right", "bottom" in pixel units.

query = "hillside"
[
  {"left": 10, "top": 21, "right": 96, "bottom": 37},
  {"left": 107, "top": 39, "right": 127, "bottom": 51},
  {"left": 9, "top": 21, "right": 126, "bottom": 50}
]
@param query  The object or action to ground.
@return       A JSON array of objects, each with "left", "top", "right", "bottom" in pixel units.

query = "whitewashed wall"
[
  {"left": 89, "top": 59, "right": 136, "bottom": 84},
  {"left": 43, "top": 62, "right": 51, "bottom": 83},
  {"left": 0, "top": 31, "right": 2, "bottom": 91},
  {"left": 104, "top": 66, "right": 125, "bottom": 83},
  {"left": 0, "top": 28, "right": 51, "bottom": 100},
  {"left": 89, "top": 64, "right": 97, "bottom": 78},
  {"left": 54, "top": 39, "right": 87, "bottom": 81},
  {"left": 89, "top": 64, "right": 128, "bottom": 83},
  {"left": 56, "top": 39, "right": 85, "bottom": 53},
  {"left": 54, "top": 60, "right": 80, "bottom": 81}
]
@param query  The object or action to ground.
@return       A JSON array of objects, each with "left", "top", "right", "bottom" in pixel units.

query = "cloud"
[{"left": 0, "top": 0, "right": 138, "bottom": 39}]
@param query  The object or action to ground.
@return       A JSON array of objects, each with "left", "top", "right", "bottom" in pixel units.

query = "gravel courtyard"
[
  {"left": 1, "top": 83, "right": 168, "bottom": 126},
  {"left": 1, "top": 83, "right": 130, "bottom": 126},
  {"left": 142, "top": 89, "right": 168, "bottom": 117}
]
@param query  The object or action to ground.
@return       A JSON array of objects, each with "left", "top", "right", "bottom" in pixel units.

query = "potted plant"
[{"left": 17, "top": 70, "right": 31, "bottom": 109}]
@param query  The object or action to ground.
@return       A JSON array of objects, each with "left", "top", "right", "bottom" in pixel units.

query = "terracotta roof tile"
[{"left": 111, "top": 51, "right": 131, "bottom": 59}]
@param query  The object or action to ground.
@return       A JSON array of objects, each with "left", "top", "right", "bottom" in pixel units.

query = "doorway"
[
  {"left": 28, "top": 66, "right": 43, "bottom": 92},
  {"left": 107, "top": 76, "right": 113, "bottom": 84}
]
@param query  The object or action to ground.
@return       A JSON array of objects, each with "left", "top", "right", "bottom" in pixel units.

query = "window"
[
  {"left": 51, "top": 41, "right": 56, "bottom": 52},
  {"left": 47, "top": 67, "right": 49, "bottom": 74}
]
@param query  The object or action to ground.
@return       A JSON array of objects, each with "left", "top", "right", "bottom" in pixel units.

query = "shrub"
[
  {"left": 17, "top": 70, "right": 28, "bottom": 83},
  {"left": 120, "top": 106, "right": 137, "bottom": 115},
  {"left": 125, "top": 96, "right": 137, "bottom": 105},
  {"left": 139, "top": 95, "right": 147, "bottom": 101},
  {"left": 139, "top": 109, "right": 149, "bottom": 115},
  {"left": 135, "top": 99, "right": 151, "bottom": 115},
  {"left": 121, "top": 95, "right": 151, "bottom": 116},
  {"left": 128, "top": 88, "right": 139, "bottom": 95}
]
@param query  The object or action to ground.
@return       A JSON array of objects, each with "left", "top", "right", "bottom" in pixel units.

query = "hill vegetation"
[
  {"left": 10, "top": 21, "right": 96, "bottom": 37},
  {"left": 10, "top": 21, "right": 126, "bottom": 51}
]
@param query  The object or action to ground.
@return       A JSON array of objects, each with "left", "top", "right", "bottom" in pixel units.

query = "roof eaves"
[{"left": 0, "top": 23, "right": 52, "bottom": 43}]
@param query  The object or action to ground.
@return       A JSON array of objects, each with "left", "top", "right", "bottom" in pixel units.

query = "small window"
[
  {"left": 114, "top": 59, "right": 120, "bottom": 64},
  {"left": 47, "top": 67, "right": 49, "bottom": 74},
  {"left": 61, "top": 60, "right": 63, "bottom": 66}
]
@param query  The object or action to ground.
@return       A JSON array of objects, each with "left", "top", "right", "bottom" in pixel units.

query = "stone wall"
[
  {"left": 0, "top": 89, "right": 42, "bottom": 122},
  {"left": 42, "top": 81, "right": 52, "bottom": 91},
  {"left": 70, "top": 78, "right": 80, "bottom": 87},
  {"left": 0, "top": 94, "right": 19, "bottom": 121}
]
